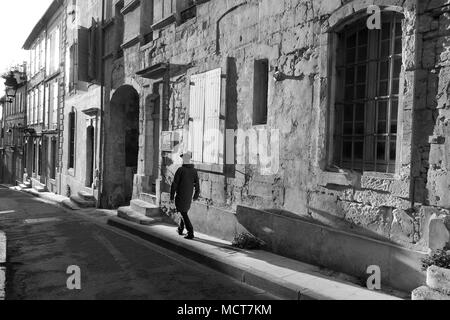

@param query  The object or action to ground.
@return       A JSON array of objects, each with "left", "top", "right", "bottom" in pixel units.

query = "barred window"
[{"left": 333, "top": 13, "right": 403, "bottom": 174}]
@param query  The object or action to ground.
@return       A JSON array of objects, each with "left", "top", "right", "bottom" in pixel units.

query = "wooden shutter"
[
  {"left": 52, "top": 82, "right": 58, "bottom": 128},
  {"left": 46, "top": 34, "right": 51, "bottom": 74},
  {"left": 54, "top": 27, "right": 60, "bottom": 73},
  {"left": 45, "top": 85, "right": 50, "bottom": 128},
  {"left": 88, "top": 19, "right": 97, "bottom": 81},
  {"left": 203, "top": 68, "right": 222, "bottom": 164},
  {"left": 77, "top": 27, "right": 89, "bottom": 82},
  {"left": 39, "top": 85, "right": 44, "bottom": 124},
  {"left": 189, "top": 73, "right": 205, "bottom": 163}
]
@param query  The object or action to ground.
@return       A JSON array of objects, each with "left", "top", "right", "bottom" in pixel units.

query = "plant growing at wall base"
[
  {"left": 232, "top": 232, "right": 266, "bottom": 250},
  {"left": 421, "top": 250, "right": 450, "bottom": 271}
]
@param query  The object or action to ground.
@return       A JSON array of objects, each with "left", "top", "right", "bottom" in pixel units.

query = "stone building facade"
[
  {"left": 0, "top": 66, "right": 27, "bottom": 186},
  {"left": 12, "top": 0, "right": 450, "bottom": 293},
  {"left": 60, "top": 0, "right": 103, "bottom": 202},
  {"left": 107, "top": 0, "right": 450, "bottom": 292},
  {"left": 22, "top": 0, "right": 65, "bottom": 194}
]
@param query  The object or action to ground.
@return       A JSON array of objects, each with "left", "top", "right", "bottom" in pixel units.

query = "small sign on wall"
[{"left": 161, "top": 131, "right": 177, "bottom": 152}]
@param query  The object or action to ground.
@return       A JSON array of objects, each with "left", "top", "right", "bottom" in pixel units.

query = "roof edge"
[{"left": 22, "top": 0, "right": 64, "bottom": 50}]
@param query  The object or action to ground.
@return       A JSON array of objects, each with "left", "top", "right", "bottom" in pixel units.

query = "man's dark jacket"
[{"left": 170, "top": 164, "right": 201, "bottom": 212}]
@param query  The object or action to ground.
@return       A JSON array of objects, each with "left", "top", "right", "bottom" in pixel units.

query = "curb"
[
  {"left": 0, "top": 231, "right": 6, "bottom": 300},
  {"left": 107, "top": 217, "right": 301, "bottom": 300},
  {"left": 107, "top": 217, "right": 402, "bottom": 300}
]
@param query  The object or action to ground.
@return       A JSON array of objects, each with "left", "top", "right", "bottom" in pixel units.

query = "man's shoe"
[
  {"left": 177, "top": 228, "right": 184, "bottom": 236},
  {"left": 184, "top": 234, "right": 195, "bottom": 240}
]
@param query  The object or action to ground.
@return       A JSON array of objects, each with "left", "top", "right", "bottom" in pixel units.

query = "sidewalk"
[
  {"left": 10, "top": 186, "right": 406, "bottom": 300},
  {"left": 108, "top": 216, "right": 406, "bottom": 300},
  {"left": 0, "top": 230, "right": 6, "bottom": 300},
  {"left": 12, "top": 187, "right": 68, "bottom": 205}
]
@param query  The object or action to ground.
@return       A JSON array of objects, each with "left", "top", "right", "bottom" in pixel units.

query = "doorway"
[{"left": 104, "top": 85, "right": 140, "bottom": 208}]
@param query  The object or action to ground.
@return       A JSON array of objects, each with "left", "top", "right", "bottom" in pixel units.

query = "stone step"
[
  {"left": 70, "top": 195, "right": 96, "bottom": 208},
  {"left": 131, "top": 199, "right": 161, "bottom": 217},
  {"left": 34, "top": 185, "right": 48, "bottom": 193},
  {"left": 118, "top": 207, "right": 163, "bottom": 226},
  {"left": 427, "top": 266, "right": 450, "bottom": 295},
  {"left": 78, "top": 191, "right": 96, "bottom": 202},
  {"left": 139, "top": 193, "right": 158, "bottom": 206},
  {"left": 412, "top": 286, "right": 450, "bottom": 300},
  {"left": 61, "top": 199, "right": 81, "bottom": 211}
]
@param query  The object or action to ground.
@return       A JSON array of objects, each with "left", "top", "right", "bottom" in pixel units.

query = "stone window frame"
[{"left": 316, "top": 1, "right": 416, "bottom": 196}]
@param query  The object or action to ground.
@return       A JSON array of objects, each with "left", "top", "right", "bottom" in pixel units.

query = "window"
[
  {"left": 68, "top": 44, "right": 77, "bottom": 92},
  {"left": 153, "top": 0, "right": 175, "bottom": 22},
  {"left": 38, "top": 85, "right": 44, "bottom": 124},
  {"left": 253, "top": 59, "right": 269, "bottom": 125},
  {"left": 52, "top": 82, "right": 58, "bottom": 128},
  {"left": 27, "top": 94, "right": 31, "bottom": 125},
  {"left": 152, "top": 0, "right": 195, "bottom": 26},
  {"left": 33, "top": 89, "right": 37, "bottom": 124},
  {"left": 40, "top": 38, "right": 45, "bottom": 70},
  {"left": 45, "top": 82, "right": 58, "bottom": 129},
  {"left": 32, "top": 140, "right": 37, "bottom": 174},
  {"left": 115, "top": 2, "right": 124, "bottom": 58},
  {"left": 68, "top": 111, "right": 76, "bottom": 169},
  {"left": 50, "top": 138, "right": 57, "bottom": 180},
  {"left": 189, "top": 68, "right": 223, "bottom": 164},
  {"left": 38, "top": 139, "right": 42, "bottom": 176},
  {"left": 104, "top": 0, "right": 113, "bottom": 21},
  {"left": 333, "top": 13, "right": 403, "bottom": 174},
  {"left": 47, "top": 26, "right": 61, "bottom": 75}
]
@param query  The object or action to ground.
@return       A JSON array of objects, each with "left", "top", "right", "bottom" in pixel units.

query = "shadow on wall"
[{"left": 235, "top": 205, "right": 426, "bottom": 293}]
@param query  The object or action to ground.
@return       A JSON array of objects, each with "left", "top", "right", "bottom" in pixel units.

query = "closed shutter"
[
  {"left": 88, "top": 19, "right": 97, "bottom": 81},
  {"left": 39, "top": 85, "right": 44, "bottom": 124},
  {"left": 45, "top": 85, "right": 50, "bottom": 128},
  {"left": 52, "top": 82, "right": 58, "bottom": 128},
  {"left": 46, "top": 34, "right": 51, "bottom": 74},
  {"left": 203, "top": 68, "right": 222, "bottom": 164},
  {"left": 40, "top": 38, "right": 45, "bottom": 70},
  {"left": 54, "top": 27, "right": 60, "bottom": 73},
  {"left": 77, "top": 27, "right": 89, "bottom": 82},
  {"left": 66, "top": 49, "right": 71, "bottom": 92},
  {"left": 189, "top": 73, "right": 205, "bottom": 163}
]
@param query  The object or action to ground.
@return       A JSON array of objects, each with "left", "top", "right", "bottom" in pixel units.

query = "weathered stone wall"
[
  {"left": 131, "top": 0, "right": 450, "bottom": 252},
  {"left": 60, "top": 0, "right": 103, "bottom": 198}
]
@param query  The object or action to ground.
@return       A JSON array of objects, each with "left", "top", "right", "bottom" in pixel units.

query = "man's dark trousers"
[{"left": 179, "top": 212, "right": 194, "bottom": 236}]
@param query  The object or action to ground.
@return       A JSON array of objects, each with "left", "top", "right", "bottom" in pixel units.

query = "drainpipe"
[{"left": 98, "top": 0, "right": 105, "bottom": 207}]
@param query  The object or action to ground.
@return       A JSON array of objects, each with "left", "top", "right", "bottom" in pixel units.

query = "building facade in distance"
[
  {"left": 22, "top": 0, "right": 65, "bottom": 194},
  {"left": 0, "top": 65, "right": 27, "bottom": 186},
  {"left": 60, "top": 0, "right": 103, "bottom": 205}
]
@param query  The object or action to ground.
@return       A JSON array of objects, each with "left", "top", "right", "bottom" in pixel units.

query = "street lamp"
[{"left": 3, "top": 71, "right": 18, "bottom": 103}]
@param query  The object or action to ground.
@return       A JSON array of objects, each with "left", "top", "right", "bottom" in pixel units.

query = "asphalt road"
[{"left": 0, "top": 186, "right": 276, "bottom": 300}]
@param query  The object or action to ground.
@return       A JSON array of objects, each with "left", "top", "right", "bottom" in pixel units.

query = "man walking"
[{"left": 170, "top": 151, "right": 200, "bottom": 240}]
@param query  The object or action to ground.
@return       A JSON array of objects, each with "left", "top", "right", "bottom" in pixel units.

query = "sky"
[{"left": 0, "top": 0, "right": 53, "bottom": 93}]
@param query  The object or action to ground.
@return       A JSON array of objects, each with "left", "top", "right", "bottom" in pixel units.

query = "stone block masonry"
[{"left": 137, "top": 0, "right": 450, "bottom": 253}]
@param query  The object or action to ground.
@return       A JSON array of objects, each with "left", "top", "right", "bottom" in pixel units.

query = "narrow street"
[{"left": 0, "top": 187, "right": 275, "bottom": 300}]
